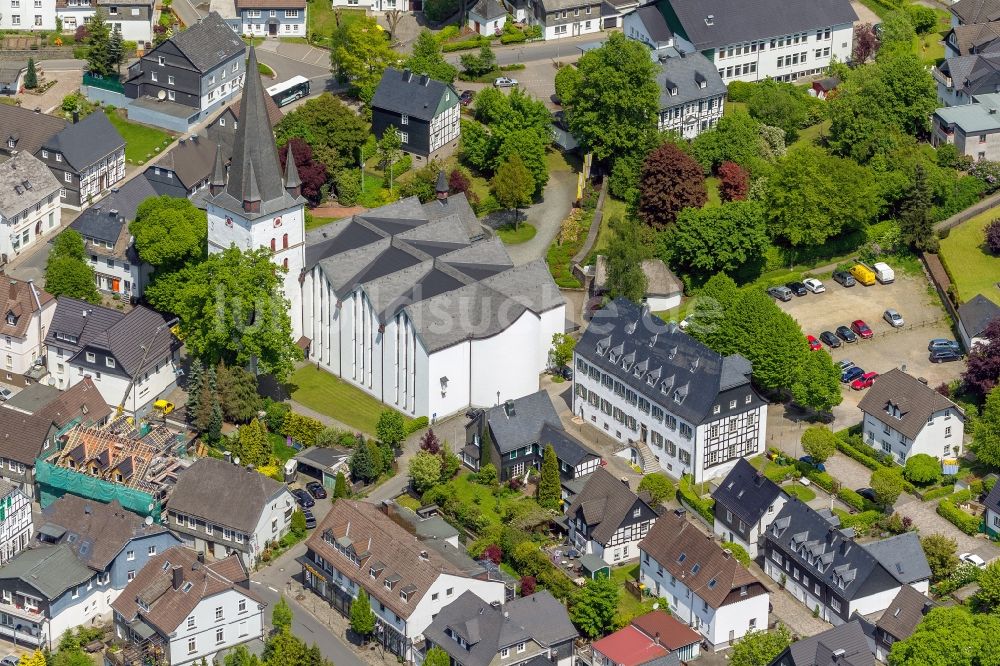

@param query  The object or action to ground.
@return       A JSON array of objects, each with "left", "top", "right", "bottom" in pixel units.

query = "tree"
[
  {"left": 637, "top": 473, "right": 674, "bottom": 504},
  {"left": 800, "top": 426, "right": 837, "bottom": 464},
  {"left": 440, "top": 449, "right": 460, "bottom": 483},
  {"left": 45, "top": 255, "right": 101, "bottom": 303},
  {"left": 477, "top": 462, "right": 498, "bottom": 486},
  {"left": 85, "top": 10, "right": 113, "bottom": 77},
  {"left": 225, "top": 646, "right": 262, "bottom": 666},
  {"left": 131, "top": 195, "right": 207, "bottom": 274},
  {"left": 906, "top": 3, "right": 938, "bottom": 33},
  {"left": 495, "top": 128, "right": 549, "bottom": 196},
  {"left": 234, "top": 418, "right": 270, "bottom": 467},
  {"left": 409, "top": 451, "right": 443, "bottom": 493},
  {"left": 423, "top": 647, "right": 451, "bottom": 666},
  {"left": 975, "top": 385, "right": 1000, "bottom": 467},
  {"left": 376, "top": 410, "right": 407, "bottom": 447},
  {"left": 483, "top": 544, "right": 502, "bottom": 564},
  {"left": 333, "top": 471, "right": 349, "bottom": 498},
  {"left": 900, "top": 164, "right": 938, "bottom": 252},
  {"left": 854, "top": 23, "right": 879, "bottom": 63},
  {"left": 480, "top": 427, "right": 494, "bottom": 469},
  {"left": 921, "top": 533, "right": 959, "bottom": 582},
  {"left": 404, "top": 30, "right": 457, "bottom": 83},
  {"left": 668, "top": 202, "right": 769, "bottom": 278},
  {"left": 554, "top": 64, "right": 579, "bottom": 104},
  {"left": 717, "top": 161, "right": 749, "bottom": 202},
  {"left": 790, "top": 350, "right": 843, "bottom": 414},
  {"left": 570, "top": 575, "right": 619, "bottom": 638},
  {"left": 263, "top": 627, "right": 306, "bottom": 666},
  {"left": 604, "top": 215, "right": 654, "bottom": 303},
  {"left": 987, "top": 219, "right": 1000, "bottom": 254},
  {"left": 350, "top": 589, "right": 376, "bottom": 641},
  {"left": 278, "top": 139, "right": 329, "bottom": 205},
  {"left": 520, "top": 575, "right": 536, "bottom": 596},
  {"left": 460, "top": 45, "right": 497, "bottom": 77},
  {"left": 871, "top": 467, "right": 905, "bottom": 507},
  {"left": 377, "top": 126, "right": 403, "bottom": 190},
  {"left": 965, "top": 320, "right": 1000, "bottom": 398},
  {"left": 401, "top": 161, "right": 443, "bottom": 203},
  {"left": 108, "top": 25, "right": 124, "bottom": 75},
  {"left": 145, "top": 247, "right": 302, "bottom": 382},
  {"left": 19, "top": 651, "right": 45, "bottom": 666},
  {"left": 492, "top": 154, "right": 534, "bottom": 225},
  {"left": 191, "top": 363, "right": 223, "bottom": 441},
  {"left": 889, "top": 606, "right": 1000, "bottom": 666},
  {"left": 747, "top": 79, "right": 809, "bottom": 142},
  {"left": 24, "top": 58, "right": 38, "bottom": 90},
  {"left": 51, "top": 228, "right": 86, "bottom": 261},
  {"left": 904, "top": 453, "right": 942, "bottom": 485},
  {"left": 290, "top": 509, "right": 307, "bottom": 538},
  {"left": 272, "top": 597, "right": 293, "bottom": 633},
  {"left": 691, "top": 111, "right": 771, "bottom": 175},
  {"left": 550, "top": 333, "right": 576, "bottom": 370},
  {"left": 329, "top": 16, "right": 400, "bottom": 103},
  {"left": 879, "top": 10, "right": 916, "bottom": 55},
  {"left": 275, "top": 93, "right": 369, "bottom": 172},
  {"left": 638, "top": 142, "right": 707, "bottom": 229},
  {"left": 383, "top": 9, "right": 402, "bottom": 40},
  {"left": 283, "top": 413, "right": 325, "bottom": 447},
  {"left": 974, "top": 560, "right": 1000, "bottom": 612},
  {"left": 537, "top": 444, "right": 561, "bottom": 509},
  {"left": 561, "top": 32, "right": 659, "bottom": 162},
  {"left": 420, "top": 429, "right": 441, "bottom": 454},
  {"left": 216, "top": 363, "right": 261, "bottom": 424},
  {"left": 730, "top": 626, "right": 792, "bottom": 666},
  {"left": 349, "top": 440, "right": 380, "bottom": 483}
]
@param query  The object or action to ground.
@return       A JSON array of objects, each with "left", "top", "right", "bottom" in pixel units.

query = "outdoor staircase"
[{"left": 612, "top": 439, "right": 659, "bottom": 473}]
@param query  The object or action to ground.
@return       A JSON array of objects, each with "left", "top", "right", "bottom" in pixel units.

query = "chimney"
[
  {"left": 721, "top": 548, "right": 731, "bottom": 559},
  {"left": 380, "top": 500, "right": 395, "bottom": 517},
  {"left": 420, "top": 74, "right": 430, "bottom": 86},
  {"left": 197, "top": 551, "right": 205, "bottom": 564},
  {"left": 403, "top": 69, "right": 413, "bottom": 82},
  {"left": 654, "top": 632, "right": 660, "bottom": 646},
  {"left": 171, "top": 565, "right": 183, "bottom": 590},
  {"left": 33, "top": 107, "right": 41, "bottom": 114},
  {"left": 72, "top": 110, "right": 79, "bottom": 124}
]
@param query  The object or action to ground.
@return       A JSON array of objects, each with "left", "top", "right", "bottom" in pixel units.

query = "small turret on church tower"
[{"left": 284, "top": 143, "right": 301, "bottom": 200}]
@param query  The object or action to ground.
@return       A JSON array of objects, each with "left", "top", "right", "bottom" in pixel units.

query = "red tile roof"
[
  {"left": 630, "top": 611, "right": 701, "bottom": 651},
  {"left": 592, "top": 626, "right": 669, "bottom": 666}
]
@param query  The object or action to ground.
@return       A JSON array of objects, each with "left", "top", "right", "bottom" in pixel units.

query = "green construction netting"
[{"left": 34, "top": 459, "right": 161, "bottom": 520}]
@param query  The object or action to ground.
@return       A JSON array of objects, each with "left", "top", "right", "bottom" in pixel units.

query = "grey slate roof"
[
  {"left": 539, "top": 423, "right": 599, "bottom": 467},
  {"left": 946, "top": 21, "right": 1000, "bottom": 55},
  {"left": 712, "top": 458, "right": 786, "bottom": 526},
  {"left": 0, "top": 151, "right": 60, "bottom": 219},
  {"left": 667, "top": 0, "right": 857, "bottom": 50},
  {"left": 486, "top": 390, "right": 561, "bottom": 454},
  {"left": 0, "top": 105, "right": 67, "bottom": 157},
  {"left": 568, "top": 467, "right": 653, "bottom": 544},
  {"left": 71, "top": 175, "right": 157, "bottom": 245},
  {"left": 42, "top": 112, "right": 125, "bottom": 172},
  {"left": 939, "top": 52, "right": 1000, "bottom": 96},
  {"left": 168, "top": 457, "right": 289, "bottom": 533},
  {"left": 771, "top": 620, "right": 874, "bottom": 666},
  {"left": 636, "top": 5, "right": 672, "bottom": 42},
  {"left": 152, "top": 134, "right": 218, "bottom": 191},
  {"left": 985, "top": 478, "right": 1000, "bottom": 514},
  {"left": 951, "top": 0, "right": 1000, "bottom": 24},
  {"left": 372, "top": 67, "right": 460, "bottom": 122},
  {"left": 471, "top": 0, "right": 506, "bottom": 20},
  {"left": 862, "top": 532, "right": 931, "bottom": 586},
  {"left": 578, "top": 299, "right": 766, "bottom": 426},
  {"left": 656, "top": 52, "right": 727, "bottom": 110},
  {"left": 959, "top": 293, "right": 1000, "bottom": 338},
  {"left": 0, "top": 544, "right": 95, "bottom": 600},
  {"left": 170, "top": 11, "right": 246, "bottom": 73},
  {"left": 857, "top": 369, "right": 962, "bottom": 441},
  {"left": 875, "top": 585, "right": 934, "bottom": 642}
]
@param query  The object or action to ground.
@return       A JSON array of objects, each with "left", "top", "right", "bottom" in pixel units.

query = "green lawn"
[
  {"left": 705, "top": 176, "right": 722, "bottom": 207},
  {"left": 270, "top": 433, "right": 298, "bottom": 463},
  {"left": 784, "top": 483, "right": 817, "bottom": 502},
  {"left": 611, "top": 564, "right": 657, "bottom": 621},
  {"left": 105, "top": 110, "right": 173, "bottom": 165},
  {"left": 258, "top": 62, "right": 275, "bottom": 78},
  {"left": 497, "top": 223, "right": 537, "bottom": 244},
  {"left": 544, "top": 148, "right": 577, "bottom": 174},
  {"left": 789, "top": 119, "right": 832, "bottom": 151},
  {"left": 307, "top": 1, "right": 366, "bottom": 41},
  {"left": 288, "top": 365, "right": 409, "bottom": 435},
  {"left": 939, "top": 205, "right": 1000, "bottom": 302},
  {"left": 305, "top": 213, "right": 344, "bottom": 231},
  {"left": 450, "top": 472, "right": 528, "bottom": 526}
]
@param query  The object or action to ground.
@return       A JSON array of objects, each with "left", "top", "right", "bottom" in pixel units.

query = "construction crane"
[{"left": 116, "top": 317, "right": 179, "bottom": 417}]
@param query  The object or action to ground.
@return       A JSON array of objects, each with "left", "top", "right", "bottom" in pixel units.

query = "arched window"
[
  {"left": 282, "top": 233, "right": 289, "bottom": 249},
  {"left": 270, "top": 238, "right": 276, "bottom": 252},
  {"left": 283, "top": 258, "right": 289, "bottom": 269}
]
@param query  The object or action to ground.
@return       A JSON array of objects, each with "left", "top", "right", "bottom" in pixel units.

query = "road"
[{"left": 445, "top": 34, "right": 602, "bottom": 66}]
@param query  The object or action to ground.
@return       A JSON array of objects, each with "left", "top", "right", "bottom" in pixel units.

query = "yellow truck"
[{"left": 850, "top": 263, "right": 876, "bottom": 286}]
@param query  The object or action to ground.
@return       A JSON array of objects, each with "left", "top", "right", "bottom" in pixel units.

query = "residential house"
[
  {"left": 0, "top": 481, "right": 32, "bottom": 566},
  {"left": 123, "top": 12, "right": 247, "bottom": 132},
  {"left": 769, "top": 619, "right": 875, "bottom": 666},
  {"left": 932, "top": 51, "right": 1000, "bottom": 107},
  {"left": 712, "top": 457, "right": 788, "bottom": 559},
  {"left": 872, "top": 585, "right": 934, "bottom": 662},
  {"left": 44, "top": 296, "right": 181, "bottom": 415},
  {"left": 55, "top": 0, "right": 155, "bottom": 42},
  {"left": 0, "top": 495, "right": 179, "bottom": 649},
  {"left": 958, "top": 293, "right": 1000, "bottom": 348},
  {"left": 468, "top": 0, "right": 506, "bottom": 34},
  {"left": 567, "top": 467, "right": 658, "bottom": 565},
  {"left": 463, "top": 389, "right": 601, "bottom": 489},
  {"left": 0, "top": 62, "right": 25, "bottom": 97},
  {"left": 146, "top": 135, "right": 219, "bottom": 198},
  {"left": 949, "top": 0, "right": 1000, "bottom": 27},
  {"left": 662, "top": 0, "right": 857, "bottom": 83},
  {"left": 0, "top": 0, "right": 56, "bottom": 29},
  {"left": 591, "top": 610, "right": 702, "bottom": 666},
  {"left": 0, "top": 106, "right": 67, "bottom": 161},
  {"left": 762, "top": 498, "right": 904, "bottom": 625},
  {"left": 861, "top": 532, "right": 931, "bottom": 595},
  {"left": 639, "top": 510, "right": 769, "bottom": 648},
  {"left": 572, "top": 298, "right": 768, "bottom": 482},
  {"left": 371, "top": 68, "right": 461, "bottom": 163},
  {"left": 111, "top": 548, "right": 265, "bottom": 666},
  {"left": 70, "top": 176, "right": 157, "bottom": 301},
  {"left": 298, "top": 500, "right": 507, "bottom": 661},
  {"left": 0, "top": 377, "right": 110, "bottom": 499},
  {"left": 625, "top": 6, "right": 675, "bottom": 53},
  {"left": 944, "top": 20, "right": 1000, "bottom": 58},
  {"left": 36, "top": 111, "right": 126, "bottom": 210},
  {"left": 654, "top": 52, "right": 726, "bottom": 139},
  {"left": 0, "top": 153, "right": 61, "bottom": 261},
  {"left": 932, "top": 92, "right": 1000, "bottom": 160},
  {"left": 600, "top": 0, "right": 638, "bottom": 29},
  {"left": 857, "top": 368, "right": 965, "bottom": 464},
  {"left": 592, "top": 257, "right": 684, "bottom": 310},
  {"left": 235, "top": 0, "right": 305, "bottom": 37},
  {"left": 0, "top": 279, "right": 55, "bottom": 385},
  {"left": 527, "top": 0, "right": 602, "bottom": 40},
  {"left": 982, "top": 480, "right": 1000, "bottom": 537},
  {"left": 330, "top": 0, "right": 413, "bottom": 13},
  {"left": 166, "top": 458, "right": 295, "bottom": 569},
  {"left": 422, "top": 590, "right": 577, "bottom": 666}
]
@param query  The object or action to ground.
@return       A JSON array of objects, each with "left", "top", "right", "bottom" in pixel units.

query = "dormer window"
[
  {"left": 713, "top": 405, "right": 720, "bottom": 414},
  {"left": 5, "top": 314, "right": 15, "bottom": 326}
]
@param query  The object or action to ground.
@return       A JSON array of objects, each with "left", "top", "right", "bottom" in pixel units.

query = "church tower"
[{"left": 206, "top": 46, "right": 305, "bottom": 340}]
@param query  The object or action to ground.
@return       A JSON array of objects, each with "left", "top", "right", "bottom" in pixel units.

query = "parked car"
[
  {"left": 960, "top": 552, "right": 987, "bottom": 568},
  {"left": 560, "top": 366, "right": 573, "bottom": 380},
  {"left": 930, "top": 350, "right": 963, "bottom": 363},
  {"left": 1, "top": 656, "right": 18, "bottom": 666},
  {"left": 851, "top": 319, "right": 874, "bottom": 339},
  {"left": 799, "top": 456, "right": 826, "bottom": 472},
  {"left": 841, "top": 366, "right": 865, "bottom": 383},
  {"left": 291, "top": 488, "right": 315, "bottom": 509},
  {"left": 832, "top": 270, "right": 856, "bottom": 287},
  {"left": 786, "top": 281, "right": 808, "bottom": 297},
  {"left": 883, "top": 308, "right": 904, "bottom": 328},
  {"left": 767, "top": 286, "right": 793, "bottom": 302},
  {"left": 302, "top": 509, "right": 317, "bottom": 530},
  {"left": 306, "top": 481, "right": 327, "bottom": 499},
  {"left": 803, "top": 278, "right": 825, "bottom": 293},
  {"left": 850, "top": 263, "right": 876, "bottom": 286},
  {"left": 459, "top": 90, "right": 475, "bottom": 106},
  {"left": 820, "top": 331, "right": 842, "bottom": 349},
  {"left": 836, "top": 325, "right": 858, "bottom": 343},
  {"left": 494, "top": 76, "right": 518, "bottom": 87},
  {"left": 873, "top": 261, "right": 895, "bottom": 284},
  {"left": 851, "top": 371, "right": 879, "bottom": 390},
  {"left": 836, "top": 359, "right": 855, "bottom": 371},
  {"left": 0, "top": 388, "right": 13, "bottom": 401},
  {"left": 807, "top": 334, "right": 822, "bottom": 351},
  {"left": 856, "top": 487, "right": 877, "bottom": 503},
  {"left": 928, "top": 339, "right": 961, "bottom": 352}
]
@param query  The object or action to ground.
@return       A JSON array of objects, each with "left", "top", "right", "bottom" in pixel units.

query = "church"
[{"left": 205, "top": 49, "right": 567, "bottom": 419}]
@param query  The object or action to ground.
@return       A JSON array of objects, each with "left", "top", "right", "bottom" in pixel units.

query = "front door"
[
  {"left": 640, "top": 424, "right": 648, "bottom": 443},
  {"left": 269, "top": 22, "right": 277, "bottom": 35}
]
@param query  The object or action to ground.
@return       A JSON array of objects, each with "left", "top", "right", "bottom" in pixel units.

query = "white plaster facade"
[
  {"left": 0, "top": 291, "right": 55, "bottom": 384},
  {"left": 861, "top": 406, "right": 964, "bottom": 464},
  {"left": 0, "top": 189, "right": 60, "bottom": 263},
  {"left": 712, "top": 494, "right": 788, "bottom": 560},
  {"left": 710, "top": 23, "right": 853, "bottom": 83},
  {"left": 163, "top": 588, "right": 265, "bottom": 666},
  {"left": 0, "top": 0, "right": 56, "bottom": 29},
  {"left": 239, "top": 6, "right": 306, "bottom": 36},
  {"left": 0, "top": 487, "right": 32, "bottom": 566}
]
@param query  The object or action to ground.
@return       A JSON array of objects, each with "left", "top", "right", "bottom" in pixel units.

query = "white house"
[
  {"left": 592, "top": 258, "right": 684, "bottom": 311},
  {"left": 573, "top": 299, "right": 768, "bottom": 483},
  {"left": 857, "top": 368, "right": 965, "bottom": 464},
  {"left": 639, "top": 511, "right": 770, "bottom": 649},
  {"left": 958, "top": 293, "right": 1000, "bottom": 349},
  {"left": 166, "top": 458, "right": 296, "bottom": 570},
  {"left": 567, "top": 468, "right": 658, "bottom": 565},
  {"left": 0, "top": 279, "right": 55, "bottom": 387},
  {"left": 0, "top": 0, "right": 56, "bottom": 30},
  {"left": 983, "top": 482, "right": 1000, "bottom": 538},
  {"left": 111, "top": 548, "right": 265, "bottom": 666},
  {"left": 711, "top": 458, "right": 788, "bottom": 559},
  {"left": 0, "top": 153, "right": 61, "bottom": 263},
  {"left": 235, "top": 0, "right": 306, "bottom": 36},
  {"left": 0, "top": 481, "right": 32, "bottom": 566},
  {"left": 56, "top": 0, "right": 155, "bottom": 42},
  {"left": 467, "top": 0, "right": 507, "bottom": 35},
  {"left": 300, "top": 500, "right": 507, "bottom": 662},
  {"left": 664, "top": 0, "right": 857, "bottom": 83}
]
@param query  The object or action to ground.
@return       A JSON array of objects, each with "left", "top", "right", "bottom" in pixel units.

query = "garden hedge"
[
  {"left": 678, "top": 477, "right": 715, "bottom": 523},
  {"left": 937, "top": 491, "right": 981, "bottom": 535}
]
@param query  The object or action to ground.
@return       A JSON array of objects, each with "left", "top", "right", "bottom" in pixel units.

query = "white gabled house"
[
  {"left": 567, "top": 467, "right": 658, "bottom": 566},
  {"left": 711, "top": 458, "right": 788, "bottom": 559}
]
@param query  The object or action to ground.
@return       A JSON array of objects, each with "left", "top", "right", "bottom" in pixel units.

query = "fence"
[
  {"left": 83, "top": 73, "right": 124, "bottom": 93},
  {"left": 935, "top": 190, "right": 1000, "bottom": 233},
  {"left": 922, "top": 252, "right": 964, "bottom": 345}
]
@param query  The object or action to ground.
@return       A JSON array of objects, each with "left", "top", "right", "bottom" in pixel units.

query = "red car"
[
  {"left": 851, "top": 371, "right": 879, "bottom": 390},
  {"left": 851, "top": 319, "right": 874, "bottom": 339},
  {"left": 807, "top": 335, "right": 822, "bottom": 351}
]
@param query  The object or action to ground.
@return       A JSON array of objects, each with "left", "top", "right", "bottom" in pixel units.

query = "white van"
[{"left": 873, "top": 262, "right": 894, "bottom": 284}]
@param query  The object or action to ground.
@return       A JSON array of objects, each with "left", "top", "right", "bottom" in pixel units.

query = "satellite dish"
[
  {"left": 157, "top": 90, "right": 166, "bottom": 101},
  {"left": 144, "top": 515, "right": 154, "bottom": 526}
]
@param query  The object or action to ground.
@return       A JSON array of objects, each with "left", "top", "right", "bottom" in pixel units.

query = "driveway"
[
  {"left": 503, "top": 170, "right": 578, "bottom": 266},
  {"left": 894, "top": 493, "right": 1000, "bottom": 560}
]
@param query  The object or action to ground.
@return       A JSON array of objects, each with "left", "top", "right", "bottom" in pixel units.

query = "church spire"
[
  {"left": 210, "top": 143, "right": 226, "bottom": 196},
  {"left": 284, "top": 143, "right": 301, "bottom": 199}
]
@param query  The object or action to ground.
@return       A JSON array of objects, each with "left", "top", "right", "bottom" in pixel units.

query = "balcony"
[{"left": 0, "top": 598, "right": 44, "bottom": 623}]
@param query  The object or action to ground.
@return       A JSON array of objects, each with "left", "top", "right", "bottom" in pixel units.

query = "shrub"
[
  {"left": 727, "top": 80, "right": 755, "bottom": 103},
  {"left": 835, "top": 437, "right": 882, "bottom": 470},
  {"left": 937, "top": 495, "right": 981, "bottom": 535},
  {"left": 335, "top": 169, "right": 361, "bottom": 207},
  {"left": 677, "top": 476, "right": 714, "bottom": 523},
  {"left": 406, "top": 416, "right": 429, "bottom": 435},
  {"left": 987, "top": 219, "right": 1000, "bottom": 255},
  {"left": 500, "top": 30, "right": 526, "bottom": 44},
  {"left": 795, "top": 463, "right": 835, "bottom": 493},
  {"left": 837, "top": 488, "right": 866, "bottom": 511},
  {"left": 833, "top": 509, "right": 882, "bottom": 532},
  {"left": 721, "top": 541, "right": 751, "bottom": 567},
  {"left": 763, "top": 463, "right": 796, "bottom": 483},
  {"left": 263, "top": 399, "right": 291, "bottom": 433},
  {"left": 934, "top": 562, "right": 982, "bottom": 596},
  {"left": 920, "top": 485, "right": 956, "bottom": 502},
  {"left": 904, "top": 453, "right": 942, "bottom": 486}
]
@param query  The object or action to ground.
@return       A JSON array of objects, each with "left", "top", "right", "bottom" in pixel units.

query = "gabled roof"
[
  {"left": 0, "top": 278, "right": 52, "bottom": 339},
  {"left": 946, "top": 21, "right": 1000, "bottom": 55},
  {"left": 0, "top": 151, "right": 61, "bottom": 220},
  {"left": 168, "top": 458, "right": 290, "bottom": 533},
  {"left": 0, "top": 544, "right": 96, "bottom": 599},
  {"left": 654, "top": 53, "right": 727, "bottom": 111},
  {"left": 639, "top": 510, "right": 760, "bottom": 609},
  {"left": 712, "top": 458, "right": 786, "bottom": 526},
  {"left": 538, "top": 423, "right": 599, "bottom": 468},
  {"left": 951, "top": 0, "right": 1000, "bottom": 24},
  {"left": 169, "top": 11, "right": 246, "bottom": 73},
  {"left": 772, "top": 620, "right": 874, "bottom": 666},
  {"left": 42, "top": 112, "right": 125, "bottom": 172},
  {"left": 569, "top": 468, "right": 654, "bottom": 544},
  {"left": 635, "top": 5, "right": 672, "bottom": 42},
  {"left": 592, "top": 626, "right": 672, "bottom": 666},
  {"left": 151, "top": 134, "right": 218, "bottom": 191},
  {"left": 959, "top": 293, "right": 1000, "bottom": 339},
  {"left": 984, "top": 478, "right": 1000, "bottom": 514},
  {"left": 486, "top": 390, "right": 561, "bottom": 454},
  {"left": 862, "top": 532, "right": 931, "bottom": 586},
  {"left": 0, "top": 105, "right": 67, "bottom": 157},
  {"left": 372, "top": 67, "right": 460, "bottom": 122},
  {"left": 470, "top": 0, "right": 506, "bottom": 20},
  {"left": 857, "top": 369, "right": 962, "bottom": 441},
  {"left": 666, "top": 0, "right": 857, "bottom": 50},
  {"left": 939, "top": 52, "right": 1000, "bottom": 96},
  {"left": 227, "top": 92, "right": 284, "bottom": 128},
  {"left": 72, "top": 175, "right": 158, "bottom": 245},
  {"left": 234, "top": 0, "right": 304, "bottom": 8},
  {"left": 875, "top": 585, "right": 934, "bottom": 642},
  {"left": 629, "top": 611, "right": 701, "bottom": 651}
]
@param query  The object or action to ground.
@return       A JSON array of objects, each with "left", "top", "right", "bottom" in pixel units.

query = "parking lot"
[{"left": 457, "top": 58, "right": 568, "bottom": 110}]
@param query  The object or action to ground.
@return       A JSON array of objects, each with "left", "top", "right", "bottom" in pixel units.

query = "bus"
[{"left": 267, "top": 75, "right": 311, "bottom": 107}]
